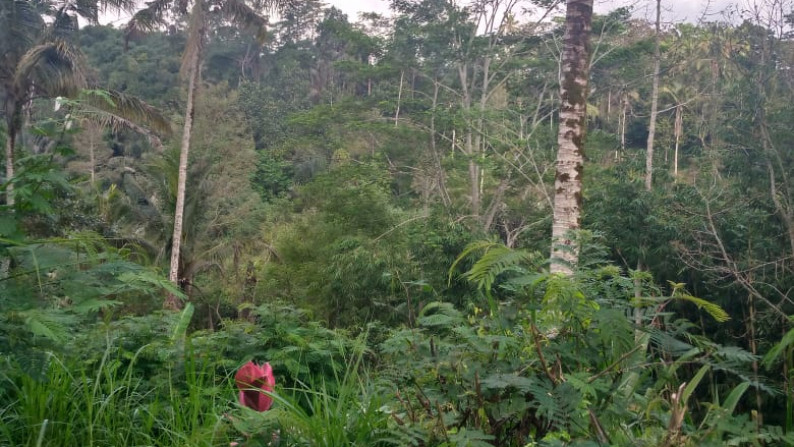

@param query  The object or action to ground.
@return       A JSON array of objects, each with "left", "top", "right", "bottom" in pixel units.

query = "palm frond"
[
  {"left": 51, "top": 11, "right": 80, "bottom": 38},
  {"left": 14, "top": 40, "right": 87, "bottom": 97},
  {"left": 447, "top": 239, "right": 537, "bottom": 303},
  {"left": 54, "top": 0, "right": 139, "bottom": 28},
  {"left": 218, "top": 0, "right": 268, "bottom": 42},
  {"left": 0, "top": 0, "right": 44, "bottom": 43},
  {"left": 251, "top": 0, "right": 297, "bottom": 13},
  {"left": 78, "top": 89, "right": 172, "bottom": 136},
  {"left": 0, "top": 0, "right": 45, "bottom": 76},
  {"left": 124, "top": 0, "right": 174, "bottom": 41},
  {"left": 84, "top": 110, "right": 166, "bottom": 150},
  {"left": 65, "top": 0, "right": 98, "bottom": 23},
  {"left": 95, "top": 0, "right": 139, "bottom": 16}
]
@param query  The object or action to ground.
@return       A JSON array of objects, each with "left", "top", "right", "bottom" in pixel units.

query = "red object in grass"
[{"left": 235, "top": 361, "right": 275, "bottom": 411}]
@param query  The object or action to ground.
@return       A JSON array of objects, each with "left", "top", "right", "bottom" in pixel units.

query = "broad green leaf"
[{"left": 681, "top": 364, "right": 710, "bottom": 404}]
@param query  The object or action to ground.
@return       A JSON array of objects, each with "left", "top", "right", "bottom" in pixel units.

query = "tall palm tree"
[
  {"left": 126, "top": 0, "right": 288, "bottom": 309},
  {"left": 1, "top": 0, "right": 136, "bottom": 206},
  {"left": 549, "top": 0, "right": 594, "bottom": 274}
]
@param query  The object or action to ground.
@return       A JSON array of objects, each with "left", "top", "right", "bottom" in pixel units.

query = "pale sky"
[
  {"left": 98, "top": 0, "right": 742, "bottom": 26},
  {"left": 325, "top": 0, "right": 740, "bottom": 23}
]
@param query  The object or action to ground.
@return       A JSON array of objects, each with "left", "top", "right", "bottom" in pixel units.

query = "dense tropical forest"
[{"left": 2, "top": 0, "right": 794, "bottom": 444}]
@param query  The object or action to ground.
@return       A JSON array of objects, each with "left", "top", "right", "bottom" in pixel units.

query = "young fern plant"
[{"left": 449, "top": 239, "right": 540, "bottom": 313}]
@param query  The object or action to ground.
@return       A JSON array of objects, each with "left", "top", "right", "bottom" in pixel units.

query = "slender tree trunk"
[
  {"left": 707, "top": 59, "right": 721, "bottom": 174},
  {"left": 748, "top": 293, "right": 763, "bottom": 429},
  {"left": 620, "top": 91, "right": 627, "bottom": 155},
  {"left": 457, "top": 63, "right": 481, "bottom": 218},
  {"left": 4, "top": 95, "right": 17, "bottom": 207},
  {"left": 550, "top": 0, "right": 594, "bottom": 274},
  {"left": 89, "top": 129, "right": 96, "bottom": 186},
  {"left": 786, "top": 328, "right": 793, "bottom": 433},
  {"left": 4, "top": 129, "right": 14, "bottom": 207},
  {"left": 3, "top": 104, "right": 18, "bottom": 280},
  {"left": 468, "top": 136, "right": 480, "bottom": 216},
  {"left": 483, "top": 178, "right": 509, "bottom": 231},
  {"left": 394, "top": 70, "right": 404, "bottom": 127},
  {"left": 645, "top": 0, "right": 661, "bottom": 192},
  {"left": 476, "top": 56, "right": 492, "bottom": 225},
  {"left": 166, "top": 47, "right": 201, "bottom": 311},
  {"left": 673, "top": 105, "right": 682, "bottom": 180},
  {"left": 430, "top": 78, "right": 450, "bottom": 207}
]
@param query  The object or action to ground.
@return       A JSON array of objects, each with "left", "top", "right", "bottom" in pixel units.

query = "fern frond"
[
  {"left": 448, "top": 239, "right": 537, "bottom": 296},
  {"left": 448, "top": 240, "right": 500, "bottom": 285},
  {"left": 20, "top": 309, "right": 76, "bottom": 341},
  {"left": 675, "top": 293, "right": 730, "bottom": 323},
  {"left": 465, "top": 246, "right": 536, "bottom": 293}
]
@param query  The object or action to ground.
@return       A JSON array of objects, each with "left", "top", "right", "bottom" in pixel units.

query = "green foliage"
[
  {"left": 78, "top": 25, "right": 181, "bottom": 107},
  {"left": 0, "top": 232, "right": 186, "bottom": 366},
  {"left": 376, "top": 242, "right": 785, "bottom": 446},
  {"left": 5, "top": 3, "right": 794, "bottom": 445},
  {"left": 257, "top": 161, "right": 479, "bottom": 327},
  {"left": 763, "top": 319, "right": 794, "bottom": 370},
  {"left": 0, "top": 326, "right": 229, "bottom": 446},
  {"left": 228, "top": 335, "right": 398, "bottom": 447}
]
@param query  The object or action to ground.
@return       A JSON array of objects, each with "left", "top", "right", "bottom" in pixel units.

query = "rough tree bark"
[{"left": 549, "top": 0, "right": 594, "bottom": 274}]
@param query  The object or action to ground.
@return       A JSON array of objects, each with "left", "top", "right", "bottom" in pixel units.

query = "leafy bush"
[{"left": 374, "top": 242, "right": 794, "bottom": 446}]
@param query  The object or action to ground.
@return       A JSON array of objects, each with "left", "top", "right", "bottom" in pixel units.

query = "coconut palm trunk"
[
  {"left": 549, "top": 0, "right": 594, "bottom": 274},
  {"left": 126, "top": 0, "right": 288, "bottom": 309},
  {"left": 165, "top": 37, "right": 201, "bottom": 311}
]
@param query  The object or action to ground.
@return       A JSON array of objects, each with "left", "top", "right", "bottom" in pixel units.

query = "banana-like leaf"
[
  {"left": 722, "top": 382, "right": 751, "bottom": 415},
  {"left": 762, "top": 326, "right": 794, "bottom": 370},
  {"left": 681, "top": 364, "right": 709, "bottom": 404},
  {"left": 171, "top": 302, "right": 194, "bottom": 341}
]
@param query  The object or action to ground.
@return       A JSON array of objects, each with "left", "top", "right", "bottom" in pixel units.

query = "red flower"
[{"left": 235, "top": 361, "right": 275, "bottom": 411}]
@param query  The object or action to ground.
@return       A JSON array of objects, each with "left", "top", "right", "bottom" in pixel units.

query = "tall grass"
[
  {"left": 229, "top": 337, "right": 399, "bottom": 447},
  {"left": 0, "top": 341, "right": 233, "bottom": 447},
  {"left": 272, "top": 370, "right": 398, "bottom": 446},
  {"left": 1, "top": 307, "right": 401, "bottom": 447}
]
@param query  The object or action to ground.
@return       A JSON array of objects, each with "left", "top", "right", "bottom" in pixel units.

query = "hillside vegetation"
[{"left": 2, "top": 0, "right": 794, "bottom": 445}]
